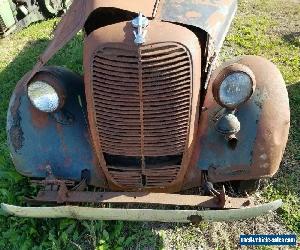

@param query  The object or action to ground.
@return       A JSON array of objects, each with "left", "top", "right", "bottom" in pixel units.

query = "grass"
[{"left": 0, "top": 0, "right": 299, "bottom": 249}]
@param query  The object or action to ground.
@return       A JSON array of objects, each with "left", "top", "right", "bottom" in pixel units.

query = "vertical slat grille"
[
  {"left": 91, "top": 42, "right": 192, "bottom": 188},
  {"left": 141, "top": 44, "right": 191, "bottom": 156},
  {"left": 93, "top": 48, "right": 141, "bottom": 156}
]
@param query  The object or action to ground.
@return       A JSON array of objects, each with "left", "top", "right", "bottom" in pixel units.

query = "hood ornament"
[{"left": 132, "top": 13, "right": 149, "bottom": 45}]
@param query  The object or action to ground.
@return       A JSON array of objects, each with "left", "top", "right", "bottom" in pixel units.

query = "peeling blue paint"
[
  {"left": 197, "top": 95, "right": 261, "bottom": 170},
  {"left": 7, "top": 67, "right": 102, "bottom": 185}
]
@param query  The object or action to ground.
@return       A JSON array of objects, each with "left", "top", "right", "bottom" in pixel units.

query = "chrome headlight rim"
[
  {"left": 212, "top": 63, "right": 256, "bottom": 109},
  {"left": 27, "top": 74, "right": 65, "bottom": 113}
]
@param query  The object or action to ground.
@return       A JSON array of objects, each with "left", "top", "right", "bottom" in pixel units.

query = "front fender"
[
  {"left": 7, "top": 66, "right": 107, "bottom": 187},
  {"left": 193, "top": 56, "right": 290, "bottom": 182}
]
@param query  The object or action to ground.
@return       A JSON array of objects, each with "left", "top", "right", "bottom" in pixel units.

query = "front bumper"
[{"left": 1, "top": 199, "right": 282, "bottom": 222}]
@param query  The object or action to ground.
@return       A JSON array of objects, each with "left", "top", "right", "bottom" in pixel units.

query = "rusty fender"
[
  {"left": 0, "top": 199, "right": 282, "bottom": 222},
  {"left": 193, "top": 55, "right": 290, "bottom": 182},
  {"left": 6, "top": 66, "right": 107, "bottom": 187}
]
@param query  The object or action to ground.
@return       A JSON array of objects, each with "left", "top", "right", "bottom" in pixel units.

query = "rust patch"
[
  {"left": 29, "top": 105, "right": 49, "bottom": 129},
  {"left": 208, "top": 12, "right": 225, "bottom": 26},
  {"left": 29, "top": 189, "right": 252, "bottom": 208},
  {"left": 10, "top": 126, "right": 24, "bottom": 152},
  {"left": 9, "top": 96, "right": 24, "bottom": 152},
  {"left": 55, "top": 122, "right": 63, "bottom": 135},
  {"left": 189, "top": 0, "right": 229, "bottom": 7},
  {"left": 185, "top": 11, "right": 201, "bottom": 18}
]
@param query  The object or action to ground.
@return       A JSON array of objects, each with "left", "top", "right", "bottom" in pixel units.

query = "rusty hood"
[
  {"left": 159, "top": 0, "right": 237, "bottom": 51},
  {"left": 24, "top": 0, "right": 237, "bottom": 84}
]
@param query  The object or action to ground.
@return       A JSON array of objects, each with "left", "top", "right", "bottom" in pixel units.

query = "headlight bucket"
[
  {"left": 27, "top": 73, "right": 66, "bottom": 113},
  {"left": 212, "top": 63, "right": 256, "bottom": 109}
]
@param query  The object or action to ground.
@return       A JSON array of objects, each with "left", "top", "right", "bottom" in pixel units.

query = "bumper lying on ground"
[{"left": 1, "top": 199, "right": 282, "bottom": 223}]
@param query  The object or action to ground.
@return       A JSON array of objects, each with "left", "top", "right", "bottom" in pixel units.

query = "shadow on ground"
[{"left": 283, "top": 32, "right": 300, "bottom": 48}]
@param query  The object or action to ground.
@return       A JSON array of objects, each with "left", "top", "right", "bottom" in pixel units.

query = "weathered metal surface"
[
  {"left": 215, "top": 112, "right": 241, "bottom": 135},
  {"left": 7, "top": 67, "right": 107, "bottom": 187},
  {"left": 0, "top": 199, "right": 283, "bottom": 222},
  {"left": 84, "top": 20, "right": 201, "bottom": 192},
  {"left": 91, "top": 42, "right": 191, "bottom": 157},
  {"left": 21, "top": 0, "right": 158, "bottom": 84},
  {"left": 27, "top": 176, "right": 247, "bottom": 209},
  {"left": 20, "top": 0, "right": 236, "bottom": 85},
  {"left": 191, "top": 56, "right": 290, "bottom": 182},
  {"left": 30, "top": 191, "right": 253, "bottom": 208},
  {"left": 194, "top": 98, "right": 260, "bottom": 173},
  {"left": 6, "top": 0, "right": 290, "bottom": 193},
  {"left": 158, "top": 0, "right": 237, "bottom": 52}
]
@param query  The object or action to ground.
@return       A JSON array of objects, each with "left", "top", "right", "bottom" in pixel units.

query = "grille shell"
[
  {"left": 92, "top": 43, "right": 192, "bottom": 159},
  {"left": 91, "top": 43, "right": 192, "bottom": 188},
  {"left": 84, "top": 21, "right": 201, "bottom": 191}
]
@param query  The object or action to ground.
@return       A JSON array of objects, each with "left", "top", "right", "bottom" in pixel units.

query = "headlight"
[
  {"left": 27, "top": 81, "right": 62, "bottom": 113},
  {"left": 212, "top": 64, "right": 256, "bottom": 109}
]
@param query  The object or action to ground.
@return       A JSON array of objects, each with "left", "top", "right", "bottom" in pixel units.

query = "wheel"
[
  {"left": 38, "top": 0, "right": 69, "bottom": 17},
  {"left": 231, "top": 179, "right": 261, "bottom": 195}
]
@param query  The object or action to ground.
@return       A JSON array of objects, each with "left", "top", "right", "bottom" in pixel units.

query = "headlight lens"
[
  {"left": 219, "top": 72, "right": 253, "bottom": 108},
  {"left": 213, "top": 64, "right": 256, "bottom": 109},
  {"left": 27, "top": 81, "right": 60, "bottom": 113}
]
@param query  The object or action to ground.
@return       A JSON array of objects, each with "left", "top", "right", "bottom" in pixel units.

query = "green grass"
[{"left": 0, "top": 0, "right": 299, "bottom": 249}]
